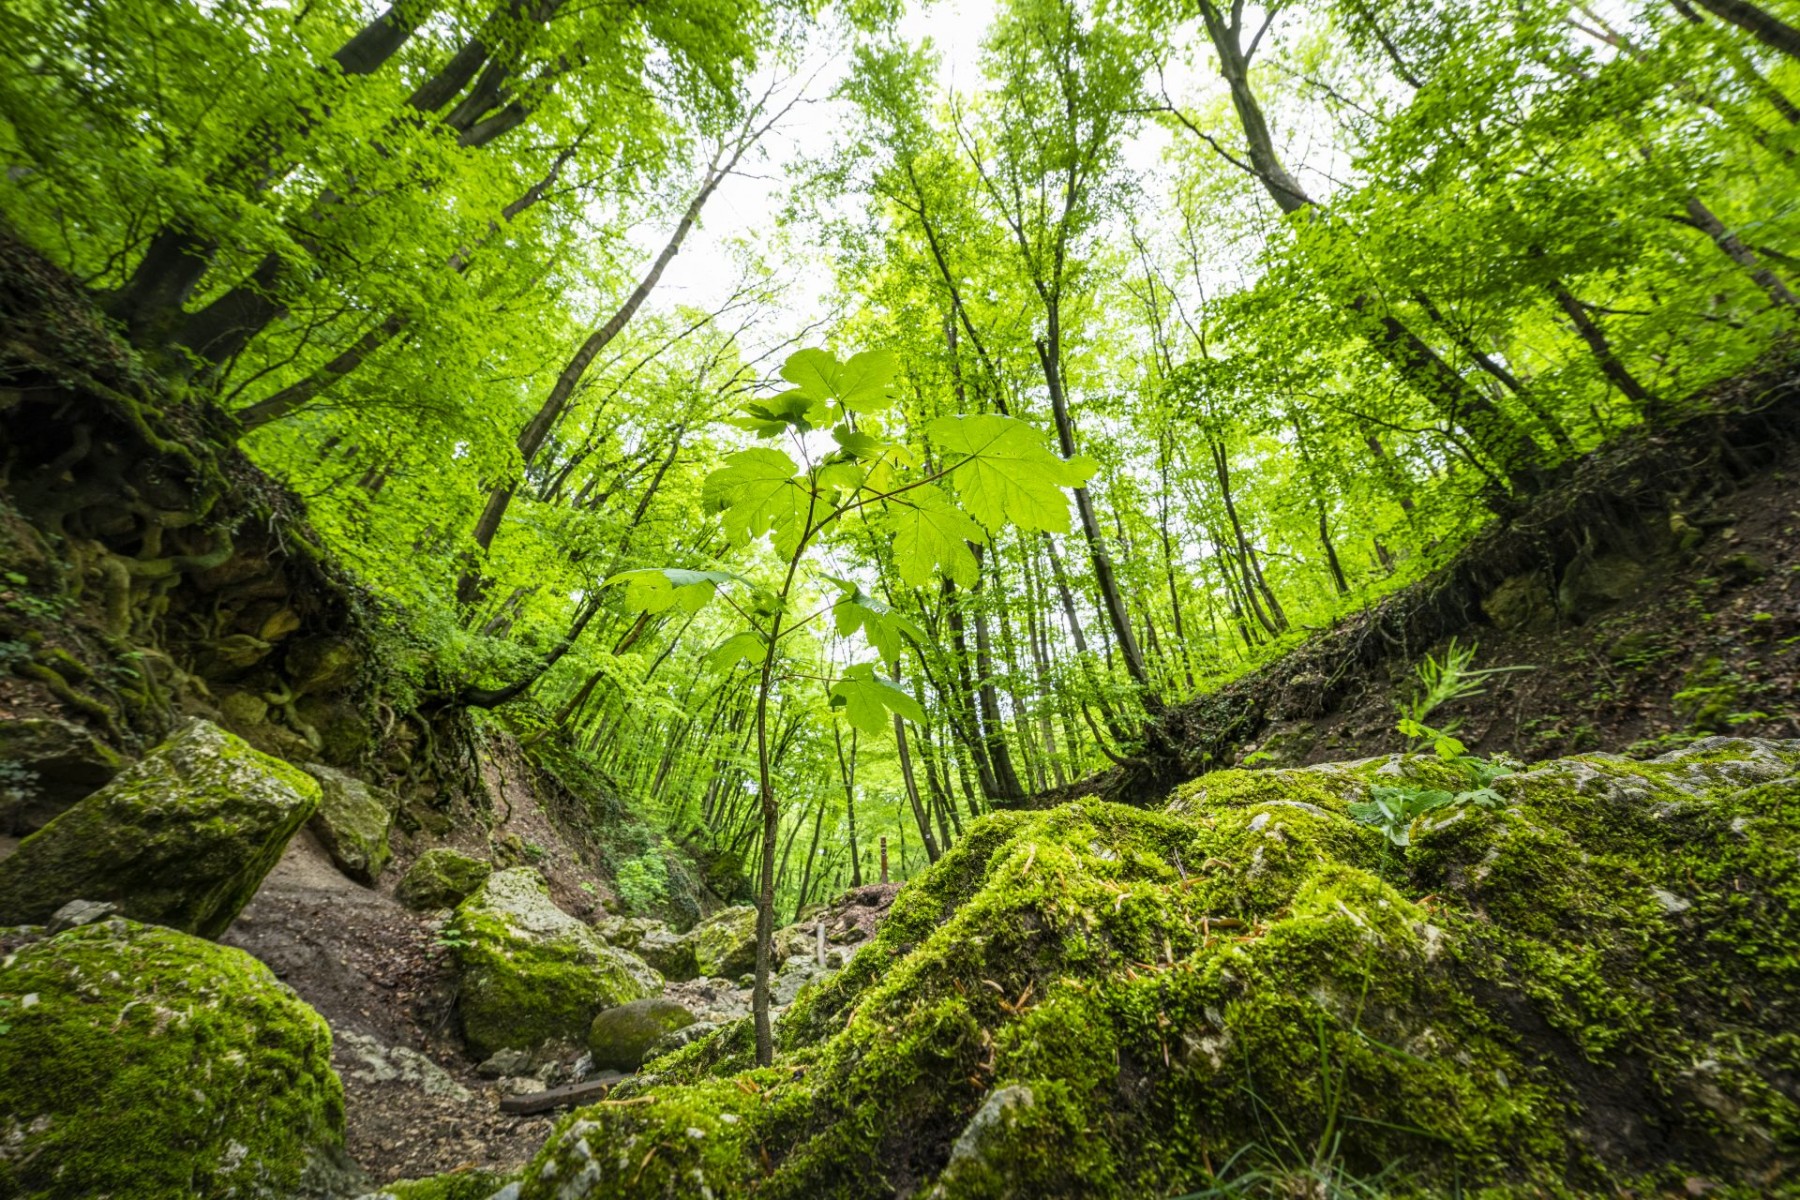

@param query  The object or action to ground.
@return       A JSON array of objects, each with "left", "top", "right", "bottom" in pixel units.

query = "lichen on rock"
[
  {"left": 305, "top": 762, "right": 396, "bottom": 885},
  {"left": 451, "top": 867, "right": 661, "bottom": 1058},
  {"left": 0, "top": 718, "right": 318, "bottom": 937},
  {"left": 507, "top": 738, "right": 1800, "bottom": 1199},
  {"left": 684, "top": 904, "right": 762, "bottom": 979},
  {"left": 0, "top": 917, "right": 344, "bottom": 1199}
]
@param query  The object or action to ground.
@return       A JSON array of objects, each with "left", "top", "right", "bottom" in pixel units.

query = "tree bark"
[{"left": 1686, "top": 0, "right": 1800, "bottom": 61}]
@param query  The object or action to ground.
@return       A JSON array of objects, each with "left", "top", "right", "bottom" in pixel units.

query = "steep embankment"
[{"left": 1081, "top": 363, "right": 1800, "bottom": 806}]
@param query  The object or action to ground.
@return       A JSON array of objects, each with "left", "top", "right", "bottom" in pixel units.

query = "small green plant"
[
  {"left": 1350, "top": 640, "right": 1528, "bottom": 848},
  {"left": 614, "top": 851, "right": 670, "bottom": 913},
  {"left": 432, "top": 925, "right": 471, "bottom": 953}
]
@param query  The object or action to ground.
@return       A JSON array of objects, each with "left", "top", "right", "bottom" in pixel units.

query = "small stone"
[
  {"left": 1652, "top": 888, "right": 1693, "bottom": 914},
  {"left": 587, "top": 998, "right": 698, "bottom": 1072},
  {"left": 478, "top": 1047, "right": 533, "bottom": 1079},
  {"left": 47, "top": 898, "right": 117, "bottom": 935}
]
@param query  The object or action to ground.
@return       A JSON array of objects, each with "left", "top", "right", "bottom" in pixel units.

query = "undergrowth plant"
[{"left": 1350, "top": 639, "right": 1531, "bottom": 848}]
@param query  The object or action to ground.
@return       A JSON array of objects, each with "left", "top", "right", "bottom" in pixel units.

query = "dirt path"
[{"left": 222, "top": 832, "right": 557, "bottom": 1186}]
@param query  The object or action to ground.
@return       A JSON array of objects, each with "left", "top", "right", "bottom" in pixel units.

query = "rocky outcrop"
[
  {"left": 0, "top": 716, "right": 123, "bottom": 833},
  {"left": 450, "top": 868, "right": 661, "bottom": 1057},
  {"left": 396, "top": 848, "right": 492, "bottom": 911},
  {"left": 0, "top": 720, "right": 318, "bottom": 937},
  {"left": 587, "top": 998, "right": 698, "bottom": 1072},
  {"left": 686, "top": 905, "right": 759, "bottom": 979},
  {"left": 509, "top": 738, "right": 1800, "bottom": 1198},
  {"left": 0, "top": 918, "right": 344, "bottom": 1199},
  {"left": 304, "top": 763, "right": 396, "bottom": 885}
]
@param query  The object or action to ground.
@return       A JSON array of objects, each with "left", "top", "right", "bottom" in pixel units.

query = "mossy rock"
[
  {"left": 514, "top": 738, "right": 1800, "bottom": 1199},
  {"left": 304, "top": 763, "right": 395, "bottom": 885},
  {"left": 600, "top": 915, "right": 697, "bottom": 981},
  {"left": 684, "top": 904, "right": 761, "bottom": 979},
  {"left": 396, "top": 848, "right": 492, "bottom": 911},
  {"left": 451, "top": 867, "right": 661, "bottom": 1058},
  {"left": 588, "top": 998, "right": 699, "bottom": 1071},
  {"left": 0, "top": 719, "right": 318, "bottom": 937},
  {"left": 0, "top": 918, "right": 344, "bottom": 1198}
]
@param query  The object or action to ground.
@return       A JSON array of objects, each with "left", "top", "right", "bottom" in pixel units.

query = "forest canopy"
[{"left": 5, "top": 0, "right": 1799, "bottom": 1062}]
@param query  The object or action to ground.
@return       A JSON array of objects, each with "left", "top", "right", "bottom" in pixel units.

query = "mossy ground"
[
  {"left": 0, "top": 919, "right": 344, "bottom": 1199},
  {"left": 503, "top": 739, "right": 1800, "bottom": 1199}
]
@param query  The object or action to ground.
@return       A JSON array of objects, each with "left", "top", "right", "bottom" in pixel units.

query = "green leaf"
[
  {"left": 887, "top": 483, "right": 983, "bottom": 588},
  {"left": 925, "top": 414, "right": 1095, "bottom": 532},
  {"left": 603, "top": 567, "right": 743, "bottom": 614},
  {"left": 824, "top": 575, "right": 927, "bottom": 665},
  {"left": 828, "top": 663, "right": 926, "bottom": 734},
  {"left": 735, "top": 389, "right": 826, "bottom": 437},
  {"left": 702, "top": 448, "right": 814, "bottom": 556},
  {"left": 706, "top": 630, "right": 765, "bottom": 672},
  {"left": 781, "top": 347, "right": 899, "bottom": 414}
]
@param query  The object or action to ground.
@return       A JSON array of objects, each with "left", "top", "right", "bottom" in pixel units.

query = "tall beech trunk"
[
  {"left": 105, "top": 0, "right": 437, "bottom": 341},
  {"left": 969, "top": 546, "right": 1026, "bottom": 801},
  {"left": 1034, "top": 332, "right": 1156, "bottom": 694}
]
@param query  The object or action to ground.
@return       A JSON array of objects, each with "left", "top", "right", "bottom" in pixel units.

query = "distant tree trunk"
[
  {"left": 834, "top": 723, "right": 863, "bottom": 888},
  {"left": 1033, "top": 332, "right": 1157, "bottom": 696},
  {"left": 893, "top": 674, "right": 941, "bottom": 863},
  {"left": 792, "top": 796, "right": 827, "bottom": 923},
  {"left": 1549, "top": 284, "right": 1662, "bottom": 418},
  {"left": 969, "top": 546, "right": 1026, "bottom": 801},
  {"left": 1685, "top": 0, "right": 1800, "bottom": 61}
]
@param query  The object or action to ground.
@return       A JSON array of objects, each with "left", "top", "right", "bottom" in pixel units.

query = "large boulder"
[
  {"left": 685, "top": 904, "right": 760, "bottom": 979},
  {"left": 0, "top": 918, "right": 344, "bottom": 1199},
  {"left": 304, "top": 763, "right": 395, "bottom": 885},
  {"left": 586, "top": 998, "right": 698, "bottom": 1072},
  {"left": 510, "top": 738, "right": 1800, "bottom": 1199},
  {"left": 0, "top": 719, "right": 318, "bottom": 937},
  {"left": 451, "top": 868, "right": 661, "bottom": 1057},
  {"left": 0, "top": 717, "right": 124, "bottom": 833},
  {"left": 396, "top": 848, "right": 491, "bottom": 911}
]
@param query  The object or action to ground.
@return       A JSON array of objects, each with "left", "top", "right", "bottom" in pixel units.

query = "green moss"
[
  {"left": 507, "top": 741, "right": 1800, "bottom": 1199},
  {"left": 396, "top": 847, "right": 491, "bottom": 911},
  {"left": 686, "top": 904, "right": 760, "bottom": 978},
  {"left": 452, "top": 867, "right": 659, "bottom": 1057},
  {"left": 0, "top": 718, "right": 319, "bottom": 936},
  {"left": 365, "top": 1168, "right": 515, "bottom": 1200},
  {"left": 0, "top": 919, "right": 343, "bottom": 1199}
]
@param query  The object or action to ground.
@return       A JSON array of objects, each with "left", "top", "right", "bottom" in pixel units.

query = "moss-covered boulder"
[
  {"left": 396, "top": 848, "right": 492, "bottom": 911},
  {"left": 684, "top": 904, "right": 761, "bottom": 979},
  {"left": 512, "top": 738, "right": 1800, "bottom": 1199},
  {"left": 0, "top": 918, "right": 344, "bottom": 1198},
  {"left": 451, "top": 868, "right": 661, "bottom": 1058},
  {"left": 304, "top": 763, "right": 395, "bottom": 885},
  {"left": 588, "top": 997, "right": 699, "bottom": 1072},
  {"left": 0, "top": 719, "right": 318, "bottom": 937}
]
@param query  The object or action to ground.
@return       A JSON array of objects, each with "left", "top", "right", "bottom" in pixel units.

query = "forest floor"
[
  {"left": 1264, "top": 436, "right": 1800, "bottom": 769},
  {"left": 221, "top": 831, "right": 561, "bottom": 1185}
]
